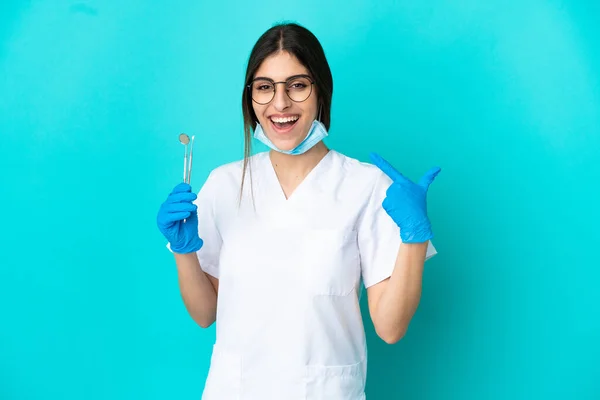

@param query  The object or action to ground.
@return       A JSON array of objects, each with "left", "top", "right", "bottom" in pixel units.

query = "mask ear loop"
[{"left": 317, "top": 103, "right": 322, "bottom": 122}]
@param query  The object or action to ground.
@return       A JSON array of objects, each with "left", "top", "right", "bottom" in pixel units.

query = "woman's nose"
[{"left": 272, "top": 83, "right": 292, "bottom": 110}]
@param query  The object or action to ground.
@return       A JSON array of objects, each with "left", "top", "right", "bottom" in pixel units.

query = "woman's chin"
[
  {"left": 264, "top": 131, "right": 302, "bottom": 152},
  {"left": 270, "top": 139, "right": 300, "bottom": 152}
]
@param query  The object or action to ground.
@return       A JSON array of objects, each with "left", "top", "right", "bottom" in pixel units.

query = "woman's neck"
[{"left": 268, "top": 142, "right": 329, "bottom": 195}]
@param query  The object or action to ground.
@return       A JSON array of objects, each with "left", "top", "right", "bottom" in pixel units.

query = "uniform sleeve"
[
  {"left": 358, "top": 170, "right": 437, "bottom": 289},
  {"left": 194, "top": 170, "right": 222, "bottom": 278}
]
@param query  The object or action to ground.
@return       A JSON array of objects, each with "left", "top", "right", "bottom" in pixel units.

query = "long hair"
[{"left": 239, "top": 22, "right": 333, "bottom": 201}]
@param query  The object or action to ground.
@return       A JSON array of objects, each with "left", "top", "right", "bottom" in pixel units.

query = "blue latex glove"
[
  {"left": 370, "top": 152, "right": 441, "bottom": 243},
  {"left": 156, "top": 182, "right": 203, "bottom": 253}
]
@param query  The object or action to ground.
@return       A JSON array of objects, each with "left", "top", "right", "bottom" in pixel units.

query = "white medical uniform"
[{"left": 192, "top": 150, "right": 436, "bottom": 400}]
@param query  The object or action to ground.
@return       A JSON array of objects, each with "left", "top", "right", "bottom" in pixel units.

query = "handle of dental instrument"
[
  {"left": 183, "top": 153, "right": 188, "bottom": 223},
  {"left": 183, "top": 136, "right": 195, "bottom": 223},
  {"left": 188, "top": 136, "right": 195, "bottom": 184},
  {"left": 183, "top": 155, "right": 188, "bottom": 183},
  {"left": 183, "top": 156, "right": 188, "bottom": 223}
]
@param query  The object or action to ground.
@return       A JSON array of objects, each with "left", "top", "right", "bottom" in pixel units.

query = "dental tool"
[
  {"left": 179, "top": 133, "right": 190, "bottom": 183},
  {"left": 178, "top": 133, "right": 195, "bottom": 223}
]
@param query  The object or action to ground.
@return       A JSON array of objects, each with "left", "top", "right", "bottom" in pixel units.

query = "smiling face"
[{"left": 250, "top": 51, "right": 319, "bottom": 152}]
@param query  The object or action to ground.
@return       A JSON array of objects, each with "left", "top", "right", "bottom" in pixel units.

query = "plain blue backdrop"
[{"left": 1, "top": 1, "right": 599, "bottom": 399}]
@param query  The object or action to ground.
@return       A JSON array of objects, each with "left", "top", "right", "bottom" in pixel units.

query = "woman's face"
[{"left": 251, "top": 51, "right": 318, "bottom": 152}]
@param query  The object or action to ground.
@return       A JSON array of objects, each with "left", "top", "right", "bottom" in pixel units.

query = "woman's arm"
[
  {"left": 366, "top": 242, "right": 427, "bottom": 344},
  {"left": 174, "top": 252, "right": 219, "bottom": 328},
  {"left": 366, "top": 152, "right": 440, "bottom": 344}
]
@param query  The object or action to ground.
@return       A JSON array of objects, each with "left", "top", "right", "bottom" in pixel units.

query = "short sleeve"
[
  {"left": 194, "top": 171, "right": 222, "bottom": 278},
  {"left": 358, "top": 170, "right": 437, "bottom": 288},
  {"left": 165, "top": 170, "right": 222, "bottom": 279}
]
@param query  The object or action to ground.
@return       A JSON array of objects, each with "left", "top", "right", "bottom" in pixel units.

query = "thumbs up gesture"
[{"left": 370, "top": 152, "right": 441, "bottom": 244}]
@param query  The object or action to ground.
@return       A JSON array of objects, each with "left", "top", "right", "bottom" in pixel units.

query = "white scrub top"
[{"left": 193, "top": 150, "right": 436, "bottom": 400}]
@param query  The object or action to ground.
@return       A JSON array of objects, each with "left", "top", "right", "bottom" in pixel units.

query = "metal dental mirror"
[
  {"left": 179, "top": 133, "right": 189, "bottom": 182},
  {"left": 179, "top": 133, "right": 195, "bottom": 222}
]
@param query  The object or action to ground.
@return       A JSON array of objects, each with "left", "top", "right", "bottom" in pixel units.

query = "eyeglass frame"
[{"left": 246, "top": 74, "right": 315, "bottom": 105}]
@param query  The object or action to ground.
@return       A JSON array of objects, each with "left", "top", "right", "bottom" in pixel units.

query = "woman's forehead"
[{"left": 254, "top": 51, "right": 309, "bottom": 80}]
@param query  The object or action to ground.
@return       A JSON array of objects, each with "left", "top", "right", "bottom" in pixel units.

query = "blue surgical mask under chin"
[{"left": 253, "top": 119, "right": 328, "bottom": 155}]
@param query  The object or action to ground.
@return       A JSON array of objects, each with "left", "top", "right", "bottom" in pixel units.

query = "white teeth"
[{"left": 271, "top": 116, "right": 299, "bottom": 123}]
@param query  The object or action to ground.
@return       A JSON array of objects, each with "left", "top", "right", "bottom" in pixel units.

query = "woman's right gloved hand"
[{"left": 156, "top": 182, "right": 204, "bottom": 254}]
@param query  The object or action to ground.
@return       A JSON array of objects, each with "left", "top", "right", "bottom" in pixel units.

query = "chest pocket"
[{"left": 302, "top": 228, "right": 360, "bottom": 296}]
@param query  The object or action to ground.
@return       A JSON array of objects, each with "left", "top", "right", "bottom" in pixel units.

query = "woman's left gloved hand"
[{"left": 370, "top": 152, "right": 441, "bottom": 244}]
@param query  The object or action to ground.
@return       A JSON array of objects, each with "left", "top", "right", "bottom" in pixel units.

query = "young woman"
[{"left": 157, "top": 22, "right": 441, "bottom": 400}]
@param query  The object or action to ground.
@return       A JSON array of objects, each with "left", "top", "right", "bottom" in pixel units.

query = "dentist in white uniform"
[{"left": 157, "top": 22, "right": 441, "bottom": 400}]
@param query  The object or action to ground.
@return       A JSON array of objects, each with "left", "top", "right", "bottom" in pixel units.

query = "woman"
[{"left": 157, "top": 22, "right": 441, "bottom": 400}]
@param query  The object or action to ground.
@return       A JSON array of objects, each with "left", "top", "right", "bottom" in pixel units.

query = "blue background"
[{"left": 1, "top": 1, "right": 599, "bottom": 399}]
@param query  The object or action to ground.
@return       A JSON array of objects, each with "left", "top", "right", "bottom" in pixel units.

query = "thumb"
[{"left": 418, "top": 166, "right": 441, "bottom": 189}]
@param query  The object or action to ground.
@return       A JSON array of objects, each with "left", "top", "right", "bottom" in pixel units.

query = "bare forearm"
[
  {"left": 373, "top": 242, "right": 427, "bottom": 343},
  {"left": 174, "top": 252, "right": 217, "bottom": 328}
]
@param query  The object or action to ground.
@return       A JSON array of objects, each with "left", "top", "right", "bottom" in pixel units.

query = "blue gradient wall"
[{"left": 1, "top": 1, "right": 598, "bottom": 399}]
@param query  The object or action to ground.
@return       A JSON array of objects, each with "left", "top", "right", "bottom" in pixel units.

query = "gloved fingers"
[
  {"left": 369, "top": 152, "right": 410, "bottom": 185},
  {"left": 167, "top": 191, "right": 197, "bottom": 204},
  {"left": 163, "top": 201, "right": 197, "bottom": 213},
  {"left": 160, "top": 211, "right": 191, "bottom": 224},
  {"left": 418, "top": 166, "right": 441, "bottom": 189},
  {"left": 170, "top": 182, "right": 192, "bottom": 194}
]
